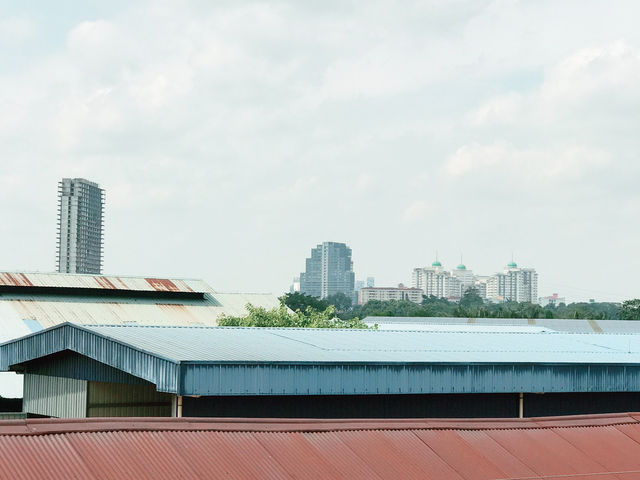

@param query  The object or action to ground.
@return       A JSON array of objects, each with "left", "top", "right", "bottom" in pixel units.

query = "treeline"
[{"left": 282, "top": 291, "right": 639, "bottom": 321}]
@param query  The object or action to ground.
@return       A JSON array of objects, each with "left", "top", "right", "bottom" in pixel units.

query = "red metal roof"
[{"left": 3, "top": 414, "right": 640, "bottom": 479}]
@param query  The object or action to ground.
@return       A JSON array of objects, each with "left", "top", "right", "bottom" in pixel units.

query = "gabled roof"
[
  {"left": 4, "top": 323, "right": 640, "bottom": 396},
  {"left": 0, "top": 272, "right": 282, "bottom": 397},
  {"left": 1, "top": 413, "right": 640, "bottom": 479}
]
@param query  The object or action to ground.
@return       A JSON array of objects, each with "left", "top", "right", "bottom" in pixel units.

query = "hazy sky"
[{"left": 1, "top": 1, "right": 638, "bottom": 302}]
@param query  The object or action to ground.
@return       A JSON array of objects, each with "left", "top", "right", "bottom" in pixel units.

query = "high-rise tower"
[
  {"left": 56, "top": 178, "right": 105, "bottom": 274},
  {"left": 300, "top": 242, "right": 355, "bottom": 299}
]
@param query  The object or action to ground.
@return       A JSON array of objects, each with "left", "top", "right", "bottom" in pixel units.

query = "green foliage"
[
  {"left": 347, "top": 296, "right": 623, "bottom": 320},
  {"left": 325, "top": 292, "right": 353, "bottom": 312},
  {"left": 459, "top": 287, "right": 484, "bottom": 309},
  {"left": 621, "top": 299, "right": 640, "bottom": 320},
  {"left": 280, "top": 292, "right": 330, "bottom": 312},
  {"left": 218, "top": 302, "right": 370, "bottom": 329}
]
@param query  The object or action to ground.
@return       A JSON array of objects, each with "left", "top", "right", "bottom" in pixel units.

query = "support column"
[
  {"left": 177, "top": 395, "right": 183, "bottom": 418},
  {"left": 518, "top": 392, "right": 524, "bottom": 418}
]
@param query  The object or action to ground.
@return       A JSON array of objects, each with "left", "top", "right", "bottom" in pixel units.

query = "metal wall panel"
[
  {"left": 87, "top": 381, "right": 172, "bottom": 417},
  {"left": 26, "top": 351, "right": 148, "bottom": 385},
  {"left": 182, "top": 363, "right": 640, "bottom": 396},
  {"left": 23, "top": 373, "right": 87, "bottom": 418}
]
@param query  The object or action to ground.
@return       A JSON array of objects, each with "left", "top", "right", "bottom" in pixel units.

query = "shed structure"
[
  {"left": 4, "top": 324, "right": 640, "bottom": 418},
  {"left": 0, "top": 271, "right": 281, "bottom": 398}
]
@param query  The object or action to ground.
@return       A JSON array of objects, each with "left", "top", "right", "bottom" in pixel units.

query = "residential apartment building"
[
  {"left": 358, "top": 284, "right": 423, "bottom": 305},
  {"left": 486, "top": 262, "right": 538, "bottom": 303},
  {"left": 300, "top": 242, "right": 355, "bottom": 299},
  {"left": 412, "top": 258, "right": 538, "bottom": 303},
  {"left": 56, "top": 178, "right": 104, "bottom": 274}
]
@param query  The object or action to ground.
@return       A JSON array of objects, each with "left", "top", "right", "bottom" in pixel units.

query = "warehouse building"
[
  {"left": 0, "top": 271, "right": 281, "bottom": 399},
  {"left": 2, "top": 413, "right": 640, "bottom": 479},
  {"left": 3, "top": 323, "right": 640, "bottom": 418},
  {"left": 365, "top": 316, "right": 640, "bottom": 333}
]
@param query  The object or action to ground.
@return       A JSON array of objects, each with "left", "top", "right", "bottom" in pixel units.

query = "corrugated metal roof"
[
  {"left": 1, "top": 414, "right": 640, "bottom": 479},
  {"left": 0, "top": 271, "right": 211, "bottom": 293},
  {"left": 365, "top": 316, "right": 640, "bottom": 334},
  {"left": 6, "top": 324, "right": 640, "bottom": 396},
  {"left": 0, "top": 272, "right": 281, "bottom": 398},
  {"left": 79, "top": 324, "right": 640, "bottom": 364}
]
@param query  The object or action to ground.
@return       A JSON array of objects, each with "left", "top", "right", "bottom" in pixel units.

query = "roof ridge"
[{"left": 2, "top": 414, "right": 639, "bottom": 436}]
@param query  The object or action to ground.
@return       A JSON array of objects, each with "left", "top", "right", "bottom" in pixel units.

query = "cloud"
[
  {"left": 444, "top": 142, "right": 610, "bottom": 179},
  {"left": 0, "top": 2, "right": 640, "bottom": 301},
  {"left": 0, "top": 17, "right": 34, "bottom": 44},
  {"left": 402, "top": 201, "right": 432, "bottom": 223}
]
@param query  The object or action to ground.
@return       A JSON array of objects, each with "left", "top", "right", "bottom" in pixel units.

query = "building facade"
[
  {"left": 358, "top": 284, "right": 423, "bottom": 305},
  {"left": 486, "top": 262, "right": 538, "bottom": 303},
  {"left": 413, "top": 258, "right": 538, "bottom": 303},
  {"left": 57, "top": 178, "right": 105, "bottom": 274},
  {"left": 300, "top": 242, "right": 355, "bottom": 299},
  {"left": 412, "top": 260, "right": 465, "bottom": 300}
]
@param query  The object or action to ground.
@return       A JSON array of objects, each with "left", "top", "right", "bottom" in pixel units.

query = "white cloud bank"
[{"left": 0, "top": 1, "right": 639, "bottom": 302}]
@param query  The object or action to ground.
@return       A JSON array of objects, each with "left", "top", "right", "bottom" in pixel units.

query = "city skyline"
[{"left": 0, "top": 2, "right": 638, "bottom": 304}]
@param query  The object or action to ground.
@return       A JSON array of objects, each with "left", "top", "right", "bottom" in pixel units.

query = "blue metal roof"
[
  {"left": 81, "top": 324, "right": 640, "bottom": 364},
  {"left": 3, "top": 323, "right": 640, "bottom": 396}
]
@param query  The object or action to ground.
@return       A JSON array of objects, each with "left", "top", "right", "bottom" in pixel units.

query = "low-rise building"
[
  {"left": 539, "top": 293, "right": 566, "bottom": 306},
  {"left": 5, "top": 323, "right": 640, "bottom": 419},
  {"left": 358, "top": 284, "right": 423, "bottom": 305}
]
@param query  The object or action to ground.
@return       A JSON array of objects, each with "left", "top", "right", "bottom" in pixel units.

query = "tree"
[
  {"left": 280, "top": 292, "right": 329, "bottom": 313},
  {"left": 218, "top": 302, "right": 370, "bottom": 329},
  {"left": 621, "top": 299, "right": 640, "bottom": 320},
  {"left": 325, "top": 292, "right": 353, "bottom": 313},
  {"left": 459, "top": 287, "right": 484, "bottom": 309}
]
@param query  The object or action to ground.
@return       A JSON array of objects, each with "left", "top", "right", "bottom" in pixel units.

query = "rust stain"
[
  {"left": 146, "top": 278, "right": 180, "bottom": 292},
  {"left": 0, "top": 273, "right": 33, "bottom": 287},
  {"left": 18, "top": 274, "right": 34, "bottom": 287},
  {"left": 588, "top": 319, "right": 604, "bottom": 334},
  {"left": 94, "top": 276, "right": 117, "bottom": 289}
]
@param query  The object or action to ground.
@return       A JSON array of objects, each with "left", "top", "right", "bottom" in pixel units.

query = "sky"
[{"left": 0, "top": 0, "right": 639, "bottom": 302}]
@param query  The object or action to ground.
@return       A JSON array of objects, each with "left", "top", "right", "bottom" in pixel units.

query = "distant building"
[
  {"left": 358, "top": 284, "right": 423, "bottom": 305},
  {"left": 366, "top": 276, "right": 375, "bottom": 288},
  {"left": 289, "top": 276, "right": 300, "bottom": 293},
  {"left": 486, "top": 261, "right": 538, "bottom": 303},
  {"left": 300, "top": 242, "right": 355, "bottom": 299},
  {"left": 412, "top": 260, "right": 462, "bottom": 300},
  {"left": 412, "top": 258, "right": 538, "bottom": 303},
  {"left": 539, "top": 293, "right": 566, "bottom": 307},
  {"left": 57, "top": 178, "right": 104, "bottom": 274}
]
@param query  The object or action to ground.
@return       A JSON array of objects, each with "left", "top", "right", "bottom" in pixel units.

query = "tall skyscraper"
[
  {"left": 300, "top": 242, "right": 355, "bottom": 299},
  {"left": 57, "top": 178, "right": 105, "bottom": 274}
]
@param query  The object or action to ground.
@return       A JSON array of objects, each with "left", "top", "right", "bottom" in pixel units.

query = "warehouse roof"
[
  {"left": 0, "top": 271, "right": 281, "bottom": 398},
  {"left": 70, "top": 324, "right": 640, "bottom": 363},
  {"left": 2, "top": 413, "right": 640, "bottom": 479},
  {"left": 4, "top": 323, "right": 640, "bottom": 396},
  {"left": 365, "top": 316, "right": 640, "bottom": 334}
]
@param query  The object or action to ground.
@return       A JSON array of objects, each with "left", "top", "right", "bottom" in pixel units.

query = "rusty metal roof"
[
  {"left": 0, "top": 271, "right": 211, "bottom": 293},
  {"left": 1, "top": 413, "right": 640, "bottom": 479}
]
